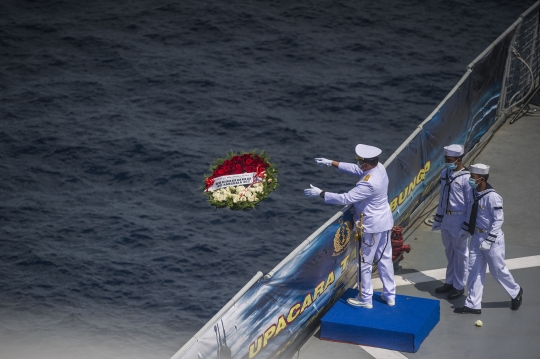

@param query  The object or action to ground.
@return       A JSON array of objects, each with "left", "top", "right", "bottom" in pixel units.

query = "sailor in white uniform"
[
  {"left": 454, "top": 163, "right": 523, "bottom": 314},
  {"left": 304, "top": 144, "right": 395, "bottom": 309},
  {"left": 431, "top": 144, "right": 470, "bottom": 300}
]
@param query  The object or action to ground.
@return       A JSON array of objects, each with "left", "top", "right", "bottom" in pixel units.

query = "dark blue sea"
[{"left": 0, "top": 0, "right": 534, "bottom": 358}]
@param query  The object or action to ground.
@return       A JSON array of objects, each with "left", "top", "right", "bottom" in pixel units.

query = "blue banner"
[
  {"left": 179, "top": 210, "right": 357, "bottom": 359},
  {"left": 465, "top": 32, "right": 513, "bottom": 149}
]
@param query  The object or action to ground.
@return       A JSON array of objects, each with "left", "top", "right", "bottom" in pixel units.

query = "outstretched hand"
[
  {"left": 315, "top": 158, "right": 332, "bottom": 167},
  {"left": 304, "top": 184, "right": 322, "bottom": 197}
]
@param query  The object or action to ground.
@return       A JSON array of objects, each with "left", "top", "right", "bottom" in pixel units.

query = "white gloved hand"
[
  {"left": 431, "top": 221, "right": 441, "bottom": 231},
  {"left": 480, "top": 240, "right": 492, "bottom": 251},
  {"left": 315, "top": 158, "right": 332, "bottom": 167},
  {"left": 304, "top": 184, "right": 322, "bottom": 197},
  {"left": 459, "top": 229, "right": 470, "bottom": 240}
]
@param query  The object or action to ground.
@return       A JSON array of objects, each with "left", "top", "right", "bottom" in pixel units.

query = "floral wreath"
[{"left": 203, "top": 150, "right": 278, "bottom": 210}]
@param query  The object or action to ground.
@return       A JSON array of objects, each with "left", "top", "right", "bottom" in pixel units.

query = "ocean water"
[{"left": 0, "top": 0, "right": 534, "bottom": 358}]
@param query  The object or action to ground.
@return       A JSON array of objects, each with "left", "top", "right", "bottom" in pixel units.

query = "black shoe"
[
  {"left": 511, "top": 287, "right": 523, "bottom": 311},
  {"left": 447, "top": 288, "right": 464, "bottom": 300},
  {"left": 435, "top": 283, "right": 453, "bottom": 293},
  {"left": 454, "top": 306, "right": 481, "bottom": 314}
]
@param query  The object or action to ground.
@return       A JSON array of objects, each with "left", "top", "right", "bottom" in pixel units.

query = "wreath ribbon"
[{"left": 239, "top": 166, "right": 265, "bottom": 198}]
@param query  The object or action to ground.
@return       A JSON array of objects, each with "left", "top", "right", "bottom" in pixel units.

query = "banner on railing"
[
  {"left": 177, "top": 210, "right": 357, "bottom": 359},
  {"left": 466, "top": 32, "right": 514, "bottom": 148}
]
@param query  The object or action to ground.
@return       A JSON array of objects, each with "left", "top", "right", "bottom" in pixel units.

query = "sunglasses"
[{"left": 355, "top": 156, "right": 364, "bottom": 162}]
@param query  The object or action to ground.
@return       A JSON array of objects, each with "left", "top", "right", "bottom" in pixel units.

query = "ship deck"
[{"left": 291, "top": 111, "right": 540, "bottom": 359}]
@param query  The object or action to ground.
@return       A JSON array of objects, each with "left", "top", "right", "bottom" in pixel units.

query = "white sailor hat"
[
  {"left": 355, "top": 144, "right": 382, "bottom": 160},
  {"left": 444, "top": 144, "right": 464, "bottom": 157},
  {"left": 470, "top": 163, "right": 490, "bottom": 175}
]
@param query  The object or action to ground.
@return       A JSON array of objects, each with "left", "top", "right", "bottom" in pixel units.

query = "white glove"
[
  {"left": 304, "top": 184, "right": 322, "bottom": 197},
  {"left": 459, "top": 229, "right": 470, "bottom": 240},
  {"left": 480, "top": 240, "right": 492, "bottom": 251},
  {"left": 431, "top": 221, "right": 441, "bottom": 231},
  {"left": 315, "top": 158, "right": 332, "bottom": 167}
]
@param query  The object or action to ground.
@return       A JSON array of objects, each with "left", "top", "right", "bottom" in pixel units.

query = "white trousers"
[
  {"left": 358, "top": 230, "right": 396, "bottom": 304},
  {"left": 465, "top": 233, "right": 520, "bottom": 309},
  {"left": 441, "top": 228, "right": 469, "bottom": 290}
]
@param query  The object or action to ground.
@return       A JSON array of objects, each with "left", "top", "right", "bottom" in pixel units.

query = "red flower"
[
  {"left": 235, "top": 164, "right": 242, "bottom": 170},
  {"left": 235, "top": 169, "right": 242, "bottom": 174},
  {"left": 245, "top": 158, "right": 253, "bottom": 165}
]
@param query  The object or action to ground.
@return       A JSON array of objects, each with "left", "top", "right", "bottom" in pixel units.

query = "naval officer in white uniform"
[
  {"left": 432, "top": 144, "right": 470, "bottom": 300},
  {"left": 304, "top": 144, "right": 396, "bottom": 308},
  {"left": 454, "top": 163, "right": 523, "bottom": 314}
]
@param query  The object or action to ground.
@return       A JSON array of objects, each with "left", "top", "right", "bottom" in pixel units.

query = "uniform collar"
[
  {"left": 364, "top": 163, "right": 378, "bottom": 174},
  {"left": 448, "top": 167, "right": 466, "bottom": 175},
  {"left": 475, "top": 183, "right": 494, "bottom": 194}
]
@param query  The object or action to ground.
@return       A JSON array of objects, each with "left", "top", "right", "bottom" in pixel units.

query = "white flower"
[
  {"left": 216, "top": 193, "right": 229, "bottom": 202},
  {"left": 236, "top": 185, "right": 245, "bottom": 192},
  {"left": 475, "top": 320, "right": 483, "bottom": 327},
  {"left": 232, "top": 195, "right": 240, "bottom": 203},
  {"left": 240, "top": 196, "right": 247, "bottom": 202}
]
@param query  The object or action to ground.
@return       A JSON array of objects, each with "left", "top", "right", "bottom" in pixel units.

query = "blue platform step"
[{"left": 320, "top": 288, "right": 439, "bottom": 353}]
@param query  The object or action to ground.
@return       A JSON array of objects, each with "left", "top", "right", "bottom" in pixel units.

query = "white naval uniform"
[
  {"left": 461, "top": 184, "right": 520, "bottom": 309},
  {"left": 324, "top": 162, "right": 395, "bottom": 305},
  {"left": 433, "top": 167, "right": 470, "bottom": 290}
]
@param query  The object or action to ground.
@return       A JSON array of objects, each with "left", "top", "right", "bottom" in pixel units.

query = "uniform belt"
[
  {"left": 446, "top": 210, "right": 465, "bottom": 215},
  {"left": 476, "top": 228, "right": 486, "bottom": 233}
]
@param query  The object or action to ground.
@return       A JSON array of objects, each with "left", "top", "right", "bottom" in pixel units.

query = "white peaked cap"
[
  {"left": 470, "top": 163, "right": 490, "bottom": 175},
  {"left": 444, "top": 144, "right": 464, "bottom": 157},
  {"left": 355, "top": 144, "right": 382, "bottom": 159}
]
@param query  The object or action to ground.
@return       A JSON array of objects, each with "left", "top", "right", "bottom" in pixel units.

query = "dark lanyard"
[
  {"left": 440, "top": 169, "right": 469, "bottom": 212},
  {"left": 467, "top": 189, "right": 495, "bottom": 235}
]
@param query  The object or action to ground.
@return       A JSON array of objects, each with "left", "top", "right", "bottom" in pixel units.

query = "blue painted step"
[{"left": 320, "top": 288, "right": 439, "bottom": 353}]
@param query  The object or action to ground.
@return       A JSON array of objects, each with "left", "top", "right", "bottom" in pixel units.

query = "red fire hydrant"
[{"left": 391, "top": 226, "right": 411, "bottom": 263}]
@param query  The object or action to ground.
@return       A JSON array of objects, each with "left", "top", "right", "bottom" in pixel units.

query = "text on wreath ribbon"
[{"left": 206, "top": 172, "right": 262, "bottom": 192}]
